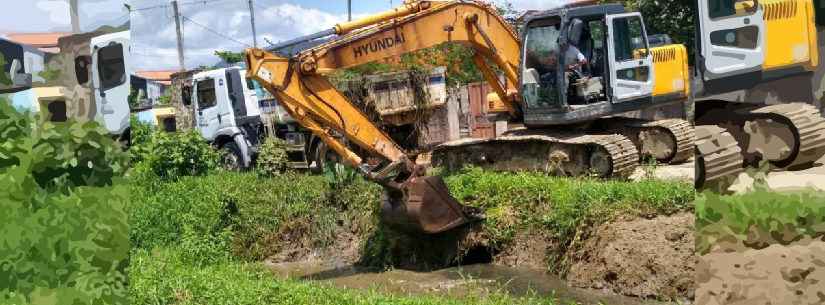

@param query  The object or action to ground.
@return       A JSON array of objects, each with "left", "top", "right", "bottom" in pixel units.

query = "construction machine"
[
  {"left": 693, "top": 0, "right": 825, "bottom": 188},
  {"left": 244, "top": 0, "right": 693, "bottom": 234}
]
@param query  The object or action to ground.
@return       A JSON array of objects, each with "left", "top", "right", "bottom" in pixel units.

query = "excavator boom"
[{"left": 245, "top": 0, "right": 524, "bottom": 234}]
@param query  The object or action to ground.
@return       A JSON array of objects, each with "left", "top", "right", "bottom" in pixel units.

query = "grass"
[
  {"left": 695, "top": 189, "right": 825, "bottom": 254},
  {"left": 129, "top": 167, "right": 693, "bottom": 304}
]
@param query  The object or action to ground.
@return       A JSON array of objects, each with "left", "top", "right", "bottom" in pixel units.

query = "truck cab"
[
  {"left": 91, "top": 31, "right": 131, "bottom": 137},
  {"left": 185, "top": 67, "right": 264, "bottom": 169}
]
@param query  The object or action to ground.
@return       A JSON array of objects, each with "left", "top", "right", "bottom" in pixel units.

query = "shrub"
[
  {"left": 0, "top": 100, "right": 129, "bottom": 304},
  {"left": 255, "top": 137, "right": 290, "bottom": 177},
  {"left": 131, "top": 128, "right": 220, "bottom": 181},
  {"left": 129, "top": 115, "right": 154, "bottom": 164},
  {"left": 0, "top": 101, "right": 128, "bottom": 193}
]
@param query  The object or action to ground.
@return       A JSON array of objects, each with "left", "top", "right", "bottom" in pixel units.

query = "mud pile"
[
  {"left": 696, "top": 239, "right": 825, "bottom": 305},
  {"left": 565, "top": 213, "right": 695, "bottom": 300}
]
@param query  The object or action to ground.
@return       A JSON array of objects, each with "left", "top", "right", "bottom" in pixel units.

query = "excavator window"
[
  {"left": 612, "top": 16, "right": 650, "bottom": 82},
  {"left": 522, "top": 18, "right": 562, "bottom": 109},
  {"left": 707, "top": 0, "right": 758, "bottom": 19}
]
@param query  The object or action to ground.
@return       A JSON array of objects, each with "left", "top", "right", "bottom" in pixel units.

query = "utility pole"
[
  {"left": 347, "top": 0, "right": 352, "bottom": 21},
  {"left": 171, "top": 0, "right": 186, "bottom": 71},
  {"left": 248, "top": 0, "right": 258, "bottom": 48},
  {"left": 69, "top": 0, "right": 80, "bottom": 33}
]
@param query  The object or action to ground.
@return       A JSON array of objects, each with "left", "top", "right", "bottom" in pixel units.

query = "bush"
[
  {"left": 255, "top": 137, "right": 290, "bottom": 177},
  {"left": 129, "top": 115, "right": 154, "bottom": 164},
  {"left": 0, "top": 101, "right": 128, "bottom": 193},
  {"left": 0, "top": 100, "right": 129, "bottom": 304},
  {"left": 130, "top": 128, "right": 220, "bottom": 181}
]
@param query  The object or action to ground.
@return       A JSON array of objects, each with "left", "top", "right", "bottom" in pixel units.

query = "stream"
[{"left": 265, "top": 260, "right": 680, "bottom": 305}]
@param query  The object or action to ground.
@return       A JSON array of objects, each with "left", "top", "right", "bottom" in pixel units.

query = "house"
[{"left": 2, "top": 32, "right": 70, "bottom": 54}]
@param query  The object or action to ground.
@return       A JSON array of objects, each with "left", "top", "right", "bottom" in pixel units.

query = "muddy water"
[{"left": 265, "top": 261, "right": 677, "bottom": 305}]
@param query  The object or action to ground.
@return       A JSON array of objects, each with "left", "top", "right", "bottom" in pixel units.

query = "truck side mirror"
[{"left": 182, "top": 85, "right": 192, "bottom": 106}]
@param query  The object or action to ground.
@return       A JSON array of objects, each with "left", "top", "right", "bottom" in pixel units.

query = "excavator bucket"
[{"left": 380, "top": 175, "right": 473, "bottom": 234}]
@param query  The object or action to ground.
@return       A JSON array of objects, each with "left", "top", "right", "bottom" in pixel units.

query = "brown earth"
[
  {"left": 696, "top": 238, "right": 825, "bottom": 305},
  {"left": 565, "top": 213, "right": 696, "bottom": 300},
  {"left": 264, "top": 213, "right": 696, "bottom": 302}
]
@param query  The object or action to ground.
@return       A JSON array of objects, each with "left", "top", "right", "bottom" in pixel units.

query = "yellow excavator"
[
  {"left": 244, "top": 0, "right": 693, "bottom": 234},
  {"left": 693, "top": 0, "right": 825, "bottom": 188}
]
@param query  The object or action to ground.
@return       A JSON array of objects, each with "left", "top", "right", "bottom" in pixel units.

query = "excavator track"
[
  {"left": 432, "top": 131, "right": 638, "bottom": 178},
  {"left": 598, "top": 118, "right": 694, "bottom": 164},
  {"left": 694, "top": 125, "right": 744, "bottom": 189},
  {"left": 746, "top": 103, "right": 825, "bottom": 169}
]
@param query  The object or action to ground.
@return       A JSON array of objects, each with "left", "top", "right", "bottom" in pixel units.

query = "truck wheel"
[
  {"left": 221, "top": 142, "right": 244, "bottom": 171},
  {"left": 311, "top": 141, "right": 341, "bottom": 174}
]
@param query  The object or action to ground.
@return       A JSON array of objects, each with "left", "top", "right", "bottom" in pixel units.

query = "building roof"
[
  {"left": 3, "top": 32, "right": 71, "bottom": 52},
  {"left": 136, "top": 70, "right": 175, "bottom": 81}
]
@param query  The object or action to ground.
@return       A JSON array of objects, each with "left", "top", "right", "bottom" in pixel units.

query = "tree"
[
  {"left": 609, "top": 0, "right": 696, "bottom": 63},
  {"left": 214, "top": 50, "right": 245, "bottom": 64}
]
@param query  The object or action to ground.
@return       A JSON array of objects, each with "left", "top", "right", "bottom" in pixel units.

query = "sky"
[
  {"left": 0, "top": 0, "right": 129, "bottom": 33},
  {"left": 130, "top": 0, "right": 565, "bottom": 71},
  {"left": 1, "top": 0, "right": 564, "bottom": 71}
]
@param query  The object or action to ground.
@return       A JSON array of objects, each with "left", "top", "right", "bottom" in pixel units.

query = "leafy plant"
[
  {"left": 0, "top": 99, "right": 129, "bottom": 305},
  {"left": 255, "top": 137, "right": 290, "bottom": 177},
  {"left": 157, "top": 93, "right": 172, "bottom": 105},
  {"left": 696, "top": 190, "right": 825, "bottom": 254},
  {"left": 140, "top": 130, "right": 220, "bottom": 180},
  {"left": 214, "top": 50, "right": 245, "bottom": 64},
  {"left": 36, "top": 69, "right": 61, "bottom": 82},
  {"left": 323, "top": 162, "right": 359, "bottom": 189}
]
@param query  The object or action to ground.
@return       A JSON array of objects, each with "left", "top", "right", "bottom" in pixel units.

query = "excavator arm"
[{"left": 244, "top": 0, "right": 520, "bottom": 234}]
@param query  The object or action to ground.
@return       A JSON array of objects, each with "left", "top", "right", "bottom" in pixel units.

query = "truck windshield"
[
  {"left": 522, "top": 19, "right": 562, "bottom": 109},
  {"left": 97, "top": 43, "right": 126, "bottom": 91}
]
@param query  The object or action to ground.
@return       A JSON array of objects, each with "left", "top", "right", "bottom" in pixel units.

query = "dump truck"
[
  {"left": 244, "top": 0, "right": 695, "bottom": 234},
  {"left": 692, "top": 0, "right": 825, "bottom": 188}
]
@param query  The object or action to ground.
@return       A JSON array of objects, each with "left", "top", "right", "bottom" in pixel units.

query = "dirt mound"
[
  {"left": 565, "top": 213, "right": 695, "bottom": 300},
  {"left": 696, "top": 239, "right": 825, "bottom": 305}
]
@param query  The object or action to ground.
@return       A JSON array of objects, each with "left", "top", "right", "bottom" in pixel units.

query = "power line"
[
  {"left": 129, "top": 0, "right": 234, "bottom": 12},
  {"left": 180, "top": 14, "right": 252, "bottom": 47}
]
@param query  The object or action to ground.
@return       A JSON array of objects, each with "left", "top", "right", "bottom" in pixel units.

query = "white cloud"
[
  {"left": 35, "top": 0, "right": 72, "bottom": 27},
  {"left": 131, "top": 1, "right": 349, "bottom": 70}
]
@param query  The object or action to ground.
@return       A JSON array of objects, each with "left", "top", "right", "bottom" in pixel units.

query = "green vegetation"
[
  {"left": 214, "top": 50, "right": 245, "bottom": 64},
  {"left": 130, "top": 165, "right": 691, "bottom": 304},
  {"left": 129, "top": 118, "right": 219, "bottom": 181},
  {"left": 696, "top": 190, "right": 825, "bottom": 254},
  {"left": 0, "top": 56, "right": 11, "bottom": 86},
  {"left": 444, "top": 167, "right": 692, "bottom": 252},
  {"left": 0, "top": 100, "right": 129, "bottom": 304},
  {"left": 37, "top": 69, "right": 61, "bottom": 82},
  {"left": 255, "top": 137, "right": 290, "bottom": 177}
]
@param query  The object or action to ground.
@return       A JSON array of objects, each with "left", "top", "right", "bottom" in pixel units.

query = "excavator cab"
[{"left": 519, "top": 4, "right": 656, "bottom": 126}]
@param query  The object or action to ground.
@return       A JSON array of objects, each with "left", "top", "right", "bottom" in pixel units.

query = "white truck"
[
  {"left": 182, "top": 66, "right": 453, "bottom": 171},
  {"left": 1, "top": 30, "right": 131, "bottom": 143},
  {"left": 183, "top": 67, "right": 265, "bottom": 169}
]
